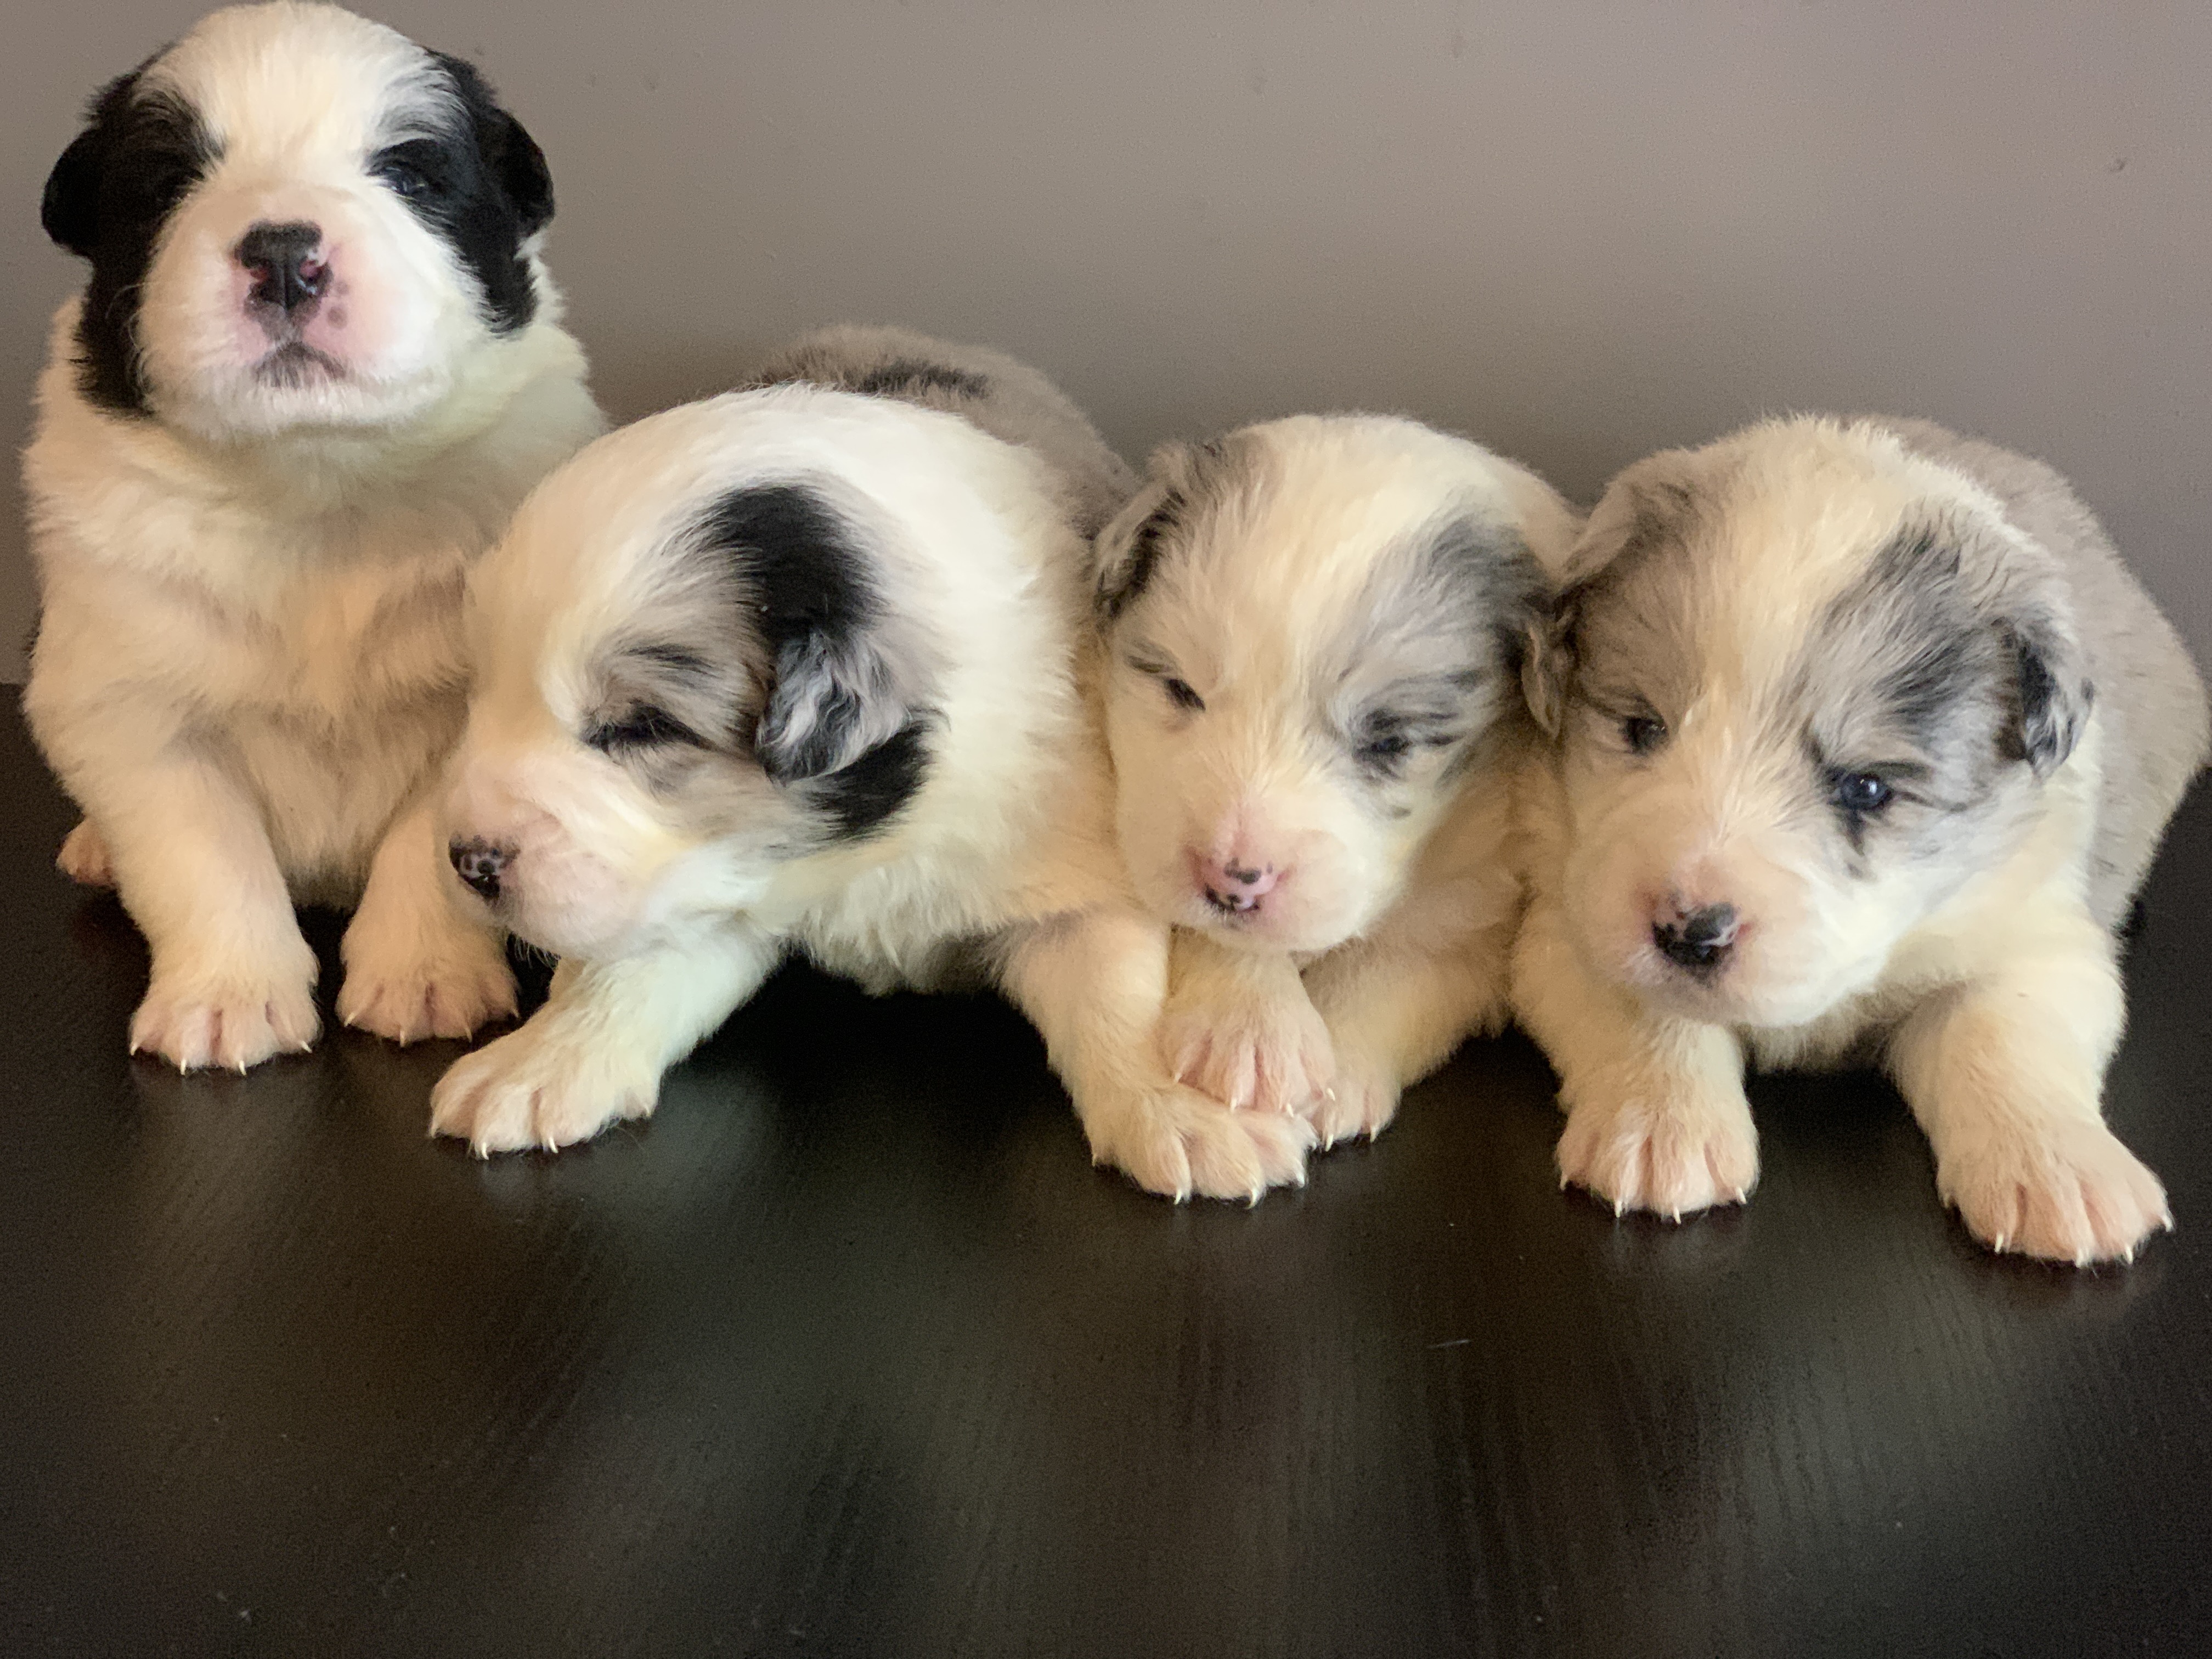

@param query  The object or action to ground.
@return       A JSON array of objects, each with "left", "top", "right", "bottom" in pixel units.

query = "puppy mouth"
[{"left": 252, "top": 339, "right": 348, "bottom": 387}]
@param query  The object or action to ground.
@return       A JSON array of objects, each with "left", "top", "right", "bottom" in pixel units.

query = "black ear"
[
  {"left": 2005, "top": 612, "right": 2094, "bottom": 777},
  {"left": 488, "top": 108, "right": 553, "bottom": 237},
  {"left": 41, "top": 71, "right": 137, "bottom": 257},
  {"left": 693, "top": 483, "right": 921, "bottom": 785}
]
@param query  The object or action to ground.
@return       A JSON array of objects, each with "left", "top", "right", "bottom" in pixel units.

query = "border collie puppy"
[
  {"left": 24, "top": 3, "right": 601, "bottom": 1070},
  {"left": 1092, "top": 417, "right": 1579, "bottom": 1145},
  {"left": 432, "top": 336, "right": 1315, "bottom": 1200},
  {"left": 1513, "top": 416, "right": 2207, "bottom": 1263}
]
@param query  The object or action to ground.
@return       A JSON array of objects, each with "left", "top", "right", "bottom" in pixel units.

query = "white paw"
[
  {"left": 1163, "top": 984, "right": 1334, "bottom": 1115},
  {"left": 1556, "top": 1071, "right": 1759, "bottom": 1220},
  {"left": 58, "top": 820, "right": 114, "bottom": 888},
  {"left": 1938, "top": 1117, "right": 2170, "bottom": 1265},
  {"left": 131, "top": 961, "right": 320, "bottom": 1072},
  {"left": 429, "top": 1017, "right": 659, "bottom": 1155},
  {"left": 1082, "top": 1081, "right": 1317, "bottom": 1203},
  {"left": 1302, "top": 1046, "right": 1402, "bottom": 1149},
  {"left": 338, "top": 915, "right": 517, "bottom": 1045}
]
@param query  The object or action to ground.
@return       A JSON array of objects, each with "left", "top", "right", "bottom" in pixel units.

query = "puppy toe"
[
  {"left": 1557, "top": 1084, "right": 1757, "bottom": 1219},
  {"left": 1944, "top": 1119, "right": 2167, "bottom": 1265},
  {"left": 131, "top": 969, "right": 321, "bottom": 1072}
]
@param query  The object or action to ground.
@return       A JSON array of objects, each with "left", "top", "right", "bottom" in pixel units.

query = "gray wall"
[{"left": 7, "top": 1, "right": 2210, "bottom": 681}]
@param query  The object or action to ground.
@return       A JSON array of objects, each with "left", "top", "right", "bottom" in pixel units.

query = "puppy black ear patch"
[
  {"left": 41, "top": 122, "right": 109, "bottom": 257},
  {"left": 1094, "top": 479, "right": 1181, "bottom": 621},
  {"left": 696, "top": 483, "right": 931, "bottom": 833},
  {"left": 487, "top": 107, "right": 554, "bottom": 237},
  {"left": 2007, "top": 617, "right": 2094, "bottom": 777}
]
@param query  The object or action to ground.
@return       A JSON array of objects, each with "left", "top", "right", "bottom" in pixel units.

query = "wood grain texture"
[{"left": 1, "top": 695, "right": 2206, "bottom": 1658}]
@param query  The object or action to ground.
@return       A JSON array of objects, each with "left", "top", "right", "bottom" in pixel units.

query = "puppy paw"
[
  {"left": 429, "top": 1019, "right": 658, "bottom": 1155},
  {"left": 1939, "top": 1118, "right": 2170, "bottom": 1265},
  {"left": 1163, "top": 986, "right": 1334, "bottom": 1115},
  {"left": 1084, "top": 1082, "right": 1317, "bottom": 1203},
  {"left": 58, "top": 820, "right": 115, "bottom": 888},
  {"left": 131, "top": 966, "right": 321, "bottom": 1072},
  {"left": 1302, "top": 1046, "right": 1402, "bottom": 1149},
  {"left": 1556, "top": 1075, "right": 1759, "bottom": 1220},
  {"left": 338, "top": 917, "right": 517, "bottom": 1045}
]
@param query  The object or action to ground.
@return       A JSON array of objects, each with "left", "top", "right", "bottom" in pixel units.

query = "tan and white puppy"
[
  {"left": 1092, "top": 417, "right": 1579, "bottom": 1144},
  {"left": 24, "top": 3, "right": 601, "bottom": 1070},
  {"left": 432, "top": 335, "right": 1315, "bottom": 1200},
  {"left": 1513, "top": 416, "right": 2208, "bottom": 1263}
]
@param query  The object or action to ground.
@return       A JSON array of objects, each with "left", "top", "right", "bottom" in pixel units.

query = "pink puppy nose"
[{"left": 1197, "top": 854, "right": 1282, "bottom": 915}]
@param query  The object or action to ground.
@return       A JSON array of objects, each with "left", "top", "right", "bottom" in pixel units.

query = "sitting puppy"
[
  {"left": 1512, "top": 416, "right": 2208, "bottom": 1263},
  {"left": 1091, "top": 416, "right": 1579, "bottom": 1144},
  {"left": 24, "top": 2, "right": 601, "bottom": 1069},
  {"left": 431, "top": 335, "right": 1316, "bottom": 1200}
]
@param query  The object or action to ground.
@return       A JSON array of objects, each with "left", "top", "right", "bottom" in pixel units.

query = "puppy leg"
[
  {"left": 1888, "top": 943, "right": 2166, "bottom": 1264},
  {"left": 75, "top": 751, "right": 319, "bottom": 1071},
  {"left": 1299, "top": 917, "right": 1512, "bottom": 1148},
  {"left": 338, "top": 797, "right": 517, "bottom": 1043},
  {"left": 429, "top": 926, "right": 781, "bottom": 1154},
  {"left": 1000, "top": 909, "right": 1315, "bottom": 1203},
  {"left": 1511, "top": 893, "right": 1757, "bottom": 1217},
  {"left": 58, "top": 819, "right": 114, "bottom": 887},
  {"left": 1161, "top": 932, "right": 1333, "bottom": 1114}
]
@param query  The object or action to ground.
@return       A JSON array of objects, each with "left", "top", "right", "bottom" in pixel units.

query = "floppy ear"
[
  {"left": 488, "top": 109, "right": 553, "bottom": 237},
  {"left": 2002, "top": 607, "right": 2094, "bottom": 778},
  {"left": 1519, "top": 591, "right": 1578, "bottom": 739},
  {"left": 694, "top": 482, "right": 920, "bottom": 784},
  {"left": 40, "top": 72, "right": 137, "bottom": 257},
  {"left": 1092, "top": 437, "right": 1227, "bottom": 621}
]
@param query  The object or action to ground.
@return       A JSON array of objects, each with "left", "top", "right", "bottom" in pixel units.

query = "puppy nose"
[
  {"left": 448, "top": 837, "right": 512, "bottom": 903},
  {"left": 235, "top": 221, "right": 328, "bottom": 313},
  {"left": 1652, "top": 902, "right": 1740, "bottom": 973},
  {"left": 1199, "top": 855, "right": 1281, "bottom": 916}
]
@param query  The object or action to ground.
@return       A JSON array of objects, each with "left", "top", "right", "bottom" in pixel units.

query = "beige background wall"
[{"left": 5, "top": 2, "right": 2208, "bottom": 680}]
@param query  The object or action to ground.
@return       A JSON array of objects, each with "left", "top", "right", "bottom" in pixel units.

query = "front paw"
[
  {"left": 1555, "top": 1071, "right": 1759, "bottom": 1220},
  {"left": 1163, "top": 987, "right": 1334, "bottom": 1115},
  {"left": 1938, "top": 1117, "right": 2170, "bottom": 1265},
  {"left": 131, "top": 961, "right": 320, "bottom": 1071},
  {"left": 338, "top": 914, "right": 518, "bottom": 1045},
  {"left": 1302, "top": 1046, "right": 1401, "bottom": 1149},
  {"left": 58, "top": 820, "right": 115, "bottom": 888},
  {"left": 429, "top": 1018, "right": 659, "bottom": 1155},
  {"left": 1082, "top": 1081, "right": 1317, "bottom": 1203}
]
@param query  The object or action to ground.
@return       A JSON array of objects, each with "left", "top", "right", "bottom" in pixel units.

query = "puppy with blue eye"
[
  {"left": 1091, "top": 416, "right": 1580, "bottom": 1148},
  {"left": 430, "top": 329, "right": 1320, "bottom": 1201},
  {"left": 1512, "top": 416, "right": 2208, "bottom": 1264},
  {"left": 24, "top": 2, "right": 600, "bottom": 1069}
]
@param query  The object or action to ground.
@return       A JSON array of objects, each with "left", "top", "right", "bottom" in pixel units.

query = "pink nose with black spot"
[{"left": 1198, "top": 854, "right": 1282, "bottom": 916}]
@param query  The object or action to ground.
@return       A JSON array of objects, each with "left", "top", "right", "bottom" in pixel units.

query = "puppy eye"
[
  {"left": 1830, "top": 771, "right": 1894, "bottom": 815},
  {"left": 1161, "top": 677, "right": 1205, "bottom": 714},
  {"left": 1621, "top": 713, "right": 1667, "bottom": 755},
  {"left": 584, "top": 704, "right": 704, "bottom": 753},
  {"left": 370, "top": 146, "right": 439, "bottom": 200}
]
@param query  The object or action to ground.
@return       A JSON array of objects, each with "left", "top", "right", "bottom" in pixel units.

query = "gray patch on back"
[{"left": 743, "top": 323, "right": 1140, "bottom": 537}]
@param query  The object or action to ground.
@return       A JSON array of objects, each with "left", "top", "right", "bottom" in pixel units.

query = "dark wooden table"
[{"left": 3, "top": 696, "right": 2207, "bottom": 1658}]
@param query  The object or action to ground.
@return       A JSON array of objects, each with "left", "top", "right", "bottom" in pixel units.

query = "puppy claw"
[
  {"left": 430, "top": 1022, "right": 659, "bottom": 1154},
  {"left": 1084, "top": 1080, "right": 1314, "bottom": 1203},
  {"left": 338, "top": 921, "right": 517, "bottom": 1048},
  {"left": 1938, "top": 1117, "right": 2166, "bottom": 1265},
  {"left": 1556, "top": 1077, "right": 1759, "bottom": 1223}
]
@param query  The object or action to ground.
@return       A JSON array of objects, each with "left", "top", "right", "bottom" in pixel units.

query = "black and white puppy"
[
  {"left": 24, "top": 3, "right": 602, "bottom": 1069},
  {"left": 432, "top": 330, "right": 1316, "bottom": 1200},
  {"left": 1514, "top": 416, "right": 2208, "bottom": 1263}
]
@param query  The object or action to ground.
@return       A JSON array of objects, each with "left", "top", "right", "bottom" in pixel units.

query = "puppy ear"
[
  {"left": 41, "top": 71, "right": 135, "bottom": 257},
  {"left": 2003, "top": 608, "right": 2094, "bottom": 778},
  {"left": 1091, "top": 438, "right": 1226, "bottom": 622},
  {"left": 1520, "top": 593, "right": 1578, "bottom": 739},
  {"left": 696, "top": 483, "right": 922, "bottom": 785},
  {"left": 488, "top": 110, "right": 554, "bottom": 238}
]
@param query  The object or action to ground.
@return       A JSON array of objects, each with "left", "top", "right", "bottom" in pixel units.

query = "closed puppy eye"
[
  {"left": 369, "top": 142, "right": 443, "bottom": 201},
  {"left": 583, "top": 704, "right": 706, "bottom": 753},
  {"left": 1161, "top": 676, "right": 1205, "bottom": 713}
]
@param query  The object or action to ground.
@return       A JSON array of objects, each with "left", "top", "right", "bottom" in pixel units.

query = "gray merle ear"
[
  {"left": 2002, "top": 607, "right": 2093, "bottom": 778},
  {"left": 695, "top": 483, "right": 920, "bottom": 785}
]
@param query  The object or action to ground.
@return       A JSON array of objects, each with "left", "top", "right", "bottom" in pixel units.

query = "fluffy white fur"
[
  {"left": 432, "top": 357, "right": 1316, "bottom": 1200},
  {"left": 23, "top": 3, "right": 602, "bottom": 1070},
  {"left": 1513, "top": 416, "right": 2208, "bottom": 1264},
  {"left": 1093, "top": 416, "right": 1580, "bottom": 1145}
]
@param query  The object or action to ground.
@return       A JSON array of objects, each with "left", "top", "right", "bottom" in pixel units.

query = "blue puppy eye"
[{"left": 1830, "top": 771, "right": 1893, "bottom": 814}]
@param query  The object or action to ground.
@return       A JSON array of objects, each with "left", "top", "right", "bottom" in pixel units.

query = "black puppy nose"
[
  {"left": 1653, "top": 902, "right": 1740, "bottom": 973},
  {"left": 235, "top": 221, "right": 328, "bottom": 313},
  {"left": 448, "top": 838, "right": 511, "bottom": 903}
]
